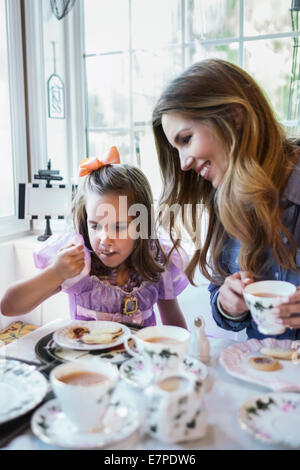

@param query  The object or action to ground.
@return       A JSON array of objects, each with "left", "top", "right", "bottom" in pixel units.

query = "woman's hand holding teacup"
[
  {"left": 218, "top": 271, "right": 254, "bottom": 317},
  {"left": 271, "top": 286, "right": 300, "bottom": 330}
]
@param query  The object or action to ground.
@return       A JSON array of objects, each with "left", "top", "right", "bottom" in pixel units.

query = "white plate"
[
  {"left": 239, "top": 392, "right": 300, "bottom": 448},
  {"left": 0, "top": 359, "right": 49, "bottom": 424},
  {"left": 31, "top": 397, "right": 139, "bottom": 449},
  {"left": 53, "top": 320, "right": 131, "bottom": 351},
  {"left": 120, "top": 355, "right": 208, "bottom": 388},
  {"left": 220, "top": 338, "right": 300, "bottom": 392}
]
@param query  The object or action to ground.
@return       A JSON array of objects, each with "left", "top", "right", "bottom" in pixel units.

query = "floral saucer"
[
  {"left": 220, "top": 338, "right": 300, "bottom": 392},
  {"left": 238, "top": 393, "right": 300, "bottom": 448},
  {"left": 0, "top": 359, "right": 48, "bottom": 424},
  {"left": 120, "top": 355, "right": 208, "bottom": 388},
  {"left": 31, "top": 397, "right": 139, "bottom": 449}
]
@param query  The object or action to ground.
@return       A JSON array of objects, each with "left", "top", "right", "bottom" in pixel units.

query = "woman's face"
[
  {"left": 85, "top": 191, "right": 136, "bottom": 268},
  {"left": 161, "top": 113, "right": 228, "bottom": 188}
]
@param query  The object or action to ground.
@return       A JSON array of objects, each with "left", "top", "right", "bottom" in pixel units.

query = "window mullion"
[
  {"left": 128, "top": 0, "right": 135, "bottom": 165},
  {"left": 181, "top": 0, "right": 186, "bottom": 71},
  {"left": 64, "top": 0, "right": 87, "bottom": 176},
  {"left": 6, "top": 0, "right": 28, "bottom": 186},
  {"left": 23, "top": 0, "right": 48, "bottom": 178},
  {"left": 239, "top": 0, "right": 244, "bottom": 67}
]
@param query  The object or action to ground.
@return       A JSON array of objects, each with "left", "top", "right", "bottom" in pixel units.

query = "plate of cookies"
[
  {"left": 220, "top": 338, "right": 300, "bottom": 392},
  {"left": 52, "top": 320, "right": 131, "bottom": 351}
]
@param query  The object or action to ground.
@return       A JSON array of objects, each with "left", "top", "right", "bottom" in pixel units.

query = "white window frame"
[
  {"left": 0, "top": 0, "right": 29, "bottom": 240},
  {"left": 23, "top": 0, "right": 48, "bottom": 177},
  {"left": 64, "top": 0, "right": 87, "bottom": 175}
]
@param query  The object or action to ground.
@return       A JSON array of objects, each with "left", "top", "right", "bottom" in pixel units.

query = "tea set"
[{"left": 31, "top": 318, "right": 210, "bottom": 447}]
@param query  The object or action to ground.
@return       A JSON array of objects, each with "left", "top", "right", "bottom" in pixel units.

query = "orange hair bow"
[{"left": 79, "top": 146, "right": 120, "bottom": 177}]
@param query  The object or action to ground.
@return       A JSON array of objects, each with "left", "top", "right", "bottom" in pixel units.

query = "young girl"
[{"left": 1, "top": 147, "right": 188, "bottom": 329}]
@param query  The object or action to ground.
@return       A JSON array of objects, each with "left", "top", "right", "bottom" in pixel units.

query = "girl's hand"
[
  {"left": 50, "top": 244, "right": 85, "bottom": 282},
  {"left": 218, "top": 271, "right": 254, "bottom": 317},
  {"left": 271, "top": 287, "right": 300, "bottom": 330}
]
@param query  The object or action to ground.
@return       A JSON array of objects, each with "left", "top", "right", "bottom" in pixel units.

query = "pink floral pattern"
[{"left": 220, "top": 338, "right": 300, "bottom": 392}]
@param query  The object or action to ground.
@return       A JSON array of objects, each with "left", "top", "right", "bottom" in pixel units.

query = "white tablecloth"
[{"left": 0, "top": 319, "right": 288, "bottom": 450}]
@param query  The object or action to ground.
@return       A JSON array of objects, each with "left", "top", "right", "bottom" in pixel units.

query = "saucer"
[
  {"left": 0, "top": 359, "right": 48, "bottom": 424},
  {"left": 31, "top": 398, "right": 139, "bottom": 449},
  {"left": 220, "top": 338, "right": 300, "bottom": 392},
  {"left": 238, "top": 392, "right": 300, "bottom": 448},
  {"left": 120, "top": 355, "right": 208, "bottom": 388}
]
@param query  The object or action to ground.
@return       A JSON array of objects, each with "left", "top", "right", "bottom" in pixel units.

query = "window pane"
[
  {"left": 185, "top": 42, "right": 239, "bottom": 66},
  {"left": 132, "top": 47, "right": 183, "bottom": 124},
  {"left": 86, "top": 55, "right": 130, "bottom": 129},
  {"left": 186, "top": 0, "right": 239, "bottom": 42},
  {"left": 131, "top": 0, "right": 182, "bottom": 50},
  {"left": 87, "top": 130, "right": 131, "bottom": 162},
  {"left": 136, "top": 126, "right": 162, "bottom": 201},
  {"left": 84, "top": 0, "right": 129, "bottom": 54},
  {"left": 244, "top": 0, "right": 292, "bottom": 36},
  {"left": 0, "top": 0, "right": 15, "bottom": 218},
  {"left": 244, "top": 38, "right": 292, "bottom": 120}
]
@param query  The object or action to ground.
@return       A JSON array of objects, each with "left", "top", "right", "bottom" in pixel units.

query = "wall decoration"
[
  {"left": 50, "top": 0, "right": 76, "bottom": 20},
  {"left": 47, "top": 41, "right": 65, "bottom": 119}
]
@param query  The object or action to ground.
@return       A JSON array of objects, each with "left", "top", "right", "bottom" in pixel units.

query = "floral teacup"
[
  {"left": 144, "top": 371, "right": 207, "bottom": 443},
  {"left": 243, "top": 280, "right": 296, "bottom": 335},
  {"left": 123, "top": 325, "right": 190, "bottom": 378},
  {"left": 50, "top": 358, "right": 119, "bottom": 432}
]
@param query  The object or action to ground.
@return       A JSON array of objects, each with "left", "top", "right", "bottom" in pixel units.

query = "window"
[
  {"left": 0, "top": 0, "right": 28, "bottom": 237},
  {"left": 0, "top": 0, "right": 14, "bottom": 218},
  {"left": 82, "top": 0, "right": 299, "bottom": 199}
]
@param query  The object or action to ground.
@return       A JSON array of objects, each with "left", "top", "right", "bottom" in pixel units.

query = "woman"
[{"left": 152, "top": 58, "right": 300, "bottom": 339}]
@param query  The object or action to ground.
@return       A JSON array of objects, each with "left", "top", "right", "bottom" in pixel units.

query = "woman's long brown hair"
[
  {"left": 72, "top": 164, "right": 165, "bottom": 281},
  {"left": 153, "top": 58, "right": 298, "bottom": 286}
]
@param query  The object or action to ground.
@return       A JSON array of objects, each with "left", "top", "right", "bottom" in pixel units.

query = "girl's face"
[
  {"left": 161, "top": 113, "right": 228, "bottom": 188},
  {"left": 86, "top": 191, "right": 136, "bottom": 268}
]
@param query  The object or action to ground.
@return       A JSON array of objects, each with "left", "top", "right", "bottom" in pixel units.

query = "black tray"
[
  {"left": 35, "top": 332, "right": 62, "bottom": 365},
  {"left": 35, "top": 323, "right": 143, "bottom": 366}
]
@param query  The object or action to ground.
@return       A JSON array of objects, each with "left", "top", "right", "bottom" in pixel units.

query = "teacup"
[
  {"left": 124, "top": 325, "right": 190, "bottom": 377},
  {"left": 144, "top": 371, "right": 207, "bottom": 443},
  {"left": 50, "top": 358, "right": 119, "bottom": 432},
  {"left": 243, "top": 280, "right": 296, "bottom": 335}
]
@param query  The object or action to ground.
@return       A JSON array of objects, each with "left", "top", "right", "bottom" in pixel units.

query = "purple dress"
[{"left": 34, "top": 233, "right": 189, "bottom": 327}]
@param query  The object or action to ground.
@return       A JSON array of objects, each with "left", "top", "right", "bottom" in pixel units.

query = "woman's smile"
[{"left": 197, "top": 160, "right": 211, "bottom": 178}]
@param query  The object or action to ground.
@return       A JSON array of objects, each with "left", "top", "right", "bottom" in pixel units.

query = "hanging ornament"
[
  {"left": 50, "top": 0, "right": 76, "bottom": 20},
  {"left": 47, "top": 41, "right": 65, "bottom": 119}
]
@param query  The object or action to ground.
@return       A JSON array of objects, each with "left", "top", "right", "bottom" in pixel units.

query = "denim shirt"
[{"left": 209, "top": 157, "right": 300, "bottom": 340}]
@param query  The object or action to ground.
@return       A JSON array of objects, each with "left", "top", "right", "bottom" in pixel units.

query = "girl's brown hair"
[
  {"left": 152, "top": 58, "right": 298, "bottom": 285},
  {"left": 72, "top": 164, "right": 165, "bottom": 281}
]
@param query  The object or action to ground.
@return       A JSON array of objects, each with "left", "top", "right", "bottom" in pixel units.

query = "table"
[{"left": 0, "top": 319, "right": 289, "bottom": 450}]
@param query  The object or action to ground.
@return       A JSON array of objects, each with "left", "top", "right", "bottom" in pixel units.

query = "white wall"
[
  {"left": 0, "top": 241, "right": 16, "bottom": 309},
  {"left": 0, "top": 235, "right": 69, "bottom": 329},
  {"left": 175, "top": 270, "right": 247, "bottom": 340}
]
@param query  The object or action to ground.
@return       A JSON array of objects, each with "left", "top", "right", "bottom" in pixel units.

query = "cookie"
[
  {"left": 248, "top": 356, "right": 282, "bottom": 371},
  {"left": 260, "top": 347, "right": 299, "bottom": 361},
  {"left": 82, "top": 332, "right": 117, "bottom": 345},
  {"left": 94, "top": 325, "right": 123, "bottom": 335},
  {"left": 67, "top": 326, "right": 90, "bottom": 339},
  {"left": 92, "top": 327, "right": 123, "bottom": 338}
]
